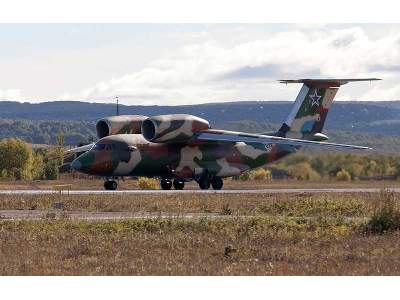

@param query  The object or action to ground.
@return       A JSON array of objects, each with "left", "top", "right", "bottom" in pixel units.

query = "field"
[{"left": 1, "top": 190, "right": 400, "bottom": 275}]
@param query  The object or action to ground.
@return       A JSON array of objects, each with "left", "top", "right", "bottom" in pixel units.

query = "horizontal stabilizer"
[{"left": 279, "top": 78, "right": 381, "bottom": 86}]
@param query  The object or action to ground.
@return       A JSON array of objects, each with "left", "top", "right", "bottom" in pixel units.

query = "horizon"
[{"left": 1, "top": 98, "right": 400, "bottom": 107}]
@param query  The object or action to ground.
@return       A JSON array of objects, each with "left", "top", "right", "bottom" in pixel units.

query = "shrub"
[
  {"left": 363, "top": 190, "right": 400, "bottom": 234},
  {"left": 138, "top": 177, "right": 158, "bottom": 190},
  {"left": 238, "top": 172, "right": 250, "bottom": 181},
  {"left": 287, "top": 162, "right": 320, "bottom": 180},
  {"left": 336, "top": 169, "right": 351, "bottom": 181},
  {"left": 251, "top": 168, "right": 271, "bottom": 180},
  {"left": 44, "top": 161, "right": 59, "bottom": 180}
]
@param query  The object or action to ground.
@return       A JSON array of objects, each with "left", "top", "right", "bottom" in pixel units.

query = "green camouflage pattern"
[
  {"left": 142, "top": 114, "right": 210, "bottom": 143},
  {"left": 72, "top": 79, "right": 379, "bottom": 182},
  {"left": 279, "top": 82, "right": 338, "bottom": 138},
  {"left": 74, "top": 134, "right": 296, "bottom": 179},
  {"left": 96, "top": 115, "right": 148, "bottom": 138}
]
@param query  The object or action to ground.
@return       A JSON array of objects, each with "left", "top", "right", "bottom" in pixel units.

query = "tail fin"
[{"left": 278, "top": 78, "right": 380, "bottom": 137}]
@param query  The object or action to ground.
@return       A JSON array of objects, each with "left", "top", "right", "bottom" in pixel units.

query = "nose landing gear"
[{"left": 104, "top": 180, "right": 118, "bottom": 190}]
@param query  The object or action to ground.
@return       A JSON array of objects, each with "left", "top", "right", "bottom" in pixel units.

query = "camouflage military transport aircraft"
[{"left": 70, "top": 78, "right": 380, "bottom": 190}]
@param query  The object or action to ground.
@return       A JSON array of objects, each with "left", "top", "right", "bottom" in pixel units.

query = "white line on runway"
[{"left": 0, "top": 188, "right": 398, "bottom": 195}]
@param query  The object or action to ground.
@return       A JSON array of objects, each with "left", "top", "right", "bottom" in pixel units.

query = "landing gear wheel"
[
  {"left": 160, "top": 178, "right": 172, "bottom": 190},
  {"left": 198, "top": 178, "right": 210, "bottom": 190},
  {"left": 173, "top": 179, "right": 185, "bottom": 190},
  {"left": 211, "top": 176, "right": 223, "bottom": 190},
  {"left": 104, "top": 180, "right": 118, "bottom": 190}
]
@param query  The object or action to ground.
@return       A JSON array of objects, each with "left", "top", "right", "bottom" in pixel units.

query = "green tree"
[
  {"left": 0, "top": 138, "right": 33, "bottom": 180},
  {"left": 43, "top": 161, "right": 59, "bottom": 180}
]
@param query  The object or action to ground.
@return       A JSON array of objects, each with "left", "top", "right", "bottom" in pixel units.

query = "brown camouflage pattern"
[
  {"left": 142, "top": 114, "right": 210, "bottom": 143},
  {"left": 96, "top": 115, "right": 148, "bottom": 138},
  {"left": 73, "top": 79, "right": 378, "bottom": 181},
  {"left": 75, "top": 133, "right": 296, "bottom": 179}
]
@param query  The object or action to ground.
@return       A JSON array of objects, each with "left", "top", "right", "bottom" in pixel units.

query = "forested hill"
[{"left": 1, "top": 100, "right": 400, "bottom": 150}]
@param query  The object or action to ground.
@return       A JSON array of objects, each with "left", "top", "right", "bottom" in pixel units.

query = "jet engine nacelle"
[
  {"left": 96, "top": 115, "right": 148, "bottom": 138},
  {"left": 141, "top": 114, "right": 210, "bottom": 143}
]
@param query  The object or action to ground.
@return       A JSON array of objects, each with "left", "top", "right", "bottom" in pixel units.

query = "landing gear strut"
[
  {"left": 173, "top": 179, "right": 185, "bottom": 190},
  {"left": 104, "top": 180, "right": 118, "bottom": 190},
  {"left": 160, "top": 178, "right": 172, "bottom": 190}
]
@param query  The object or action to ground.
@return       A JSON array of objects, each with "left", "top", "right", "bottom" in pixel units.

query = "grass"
[
  {"left": 1, "top": 190, "right": 400, "bottom": 275},
  {"left": 0, "top": 192, "right": 386, "bottom": 217},
  {"left": 0, "top": 217, "right": 399, "bottom": 275}
]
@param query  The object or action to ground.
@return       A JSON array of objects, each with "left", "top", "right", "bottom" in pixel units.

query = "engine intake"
[
  {"left": 142, "top": 114, "right": 210, "bottom": 143},
  {"left": 96, "top": 115, "right": 148, "bottom": 138}
]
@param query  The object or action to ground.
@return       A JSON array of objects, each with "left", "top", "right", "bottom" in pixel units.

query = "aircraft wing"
[
  {"left": 195, "top": 130, "right": 371, "bottom": 150},
  {"left": 65, "top": 143, "right": 95, "bottom": 154}
]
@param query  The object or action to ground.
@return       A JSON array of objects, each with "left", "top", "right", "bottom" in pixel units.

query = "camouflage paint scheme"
[
  {"left": 76, "top": 133, "right": 296, "bottom": 179},
  {"left": 72, "top": 78, "right": 379, "bottom": 181}
]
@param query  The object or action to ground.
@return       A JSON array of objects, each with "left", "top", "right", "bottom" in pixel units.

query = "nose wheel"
[{"left": 104, "top": 180, "right": 118, "bottom": 190}]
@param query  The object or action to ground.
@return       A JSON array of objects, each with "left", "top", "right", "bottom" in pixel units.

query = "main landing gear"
[
  {"left": 160, "top": 178, "right": 185, "bottom": 190},
  {"left": 159, "top": 175, "right": 223, "bottom": 190},
  {"left": 197, "top": 175, "right": 223, "bottom": 190},
  {"left": 104, "top": 180, "right": 118, "bottom": 190}
]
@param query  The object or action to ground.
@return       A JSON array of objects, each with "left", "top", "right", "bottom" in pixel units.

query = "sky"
[{"left": 0, "top": 23, "right": 399, "bottom": 105}]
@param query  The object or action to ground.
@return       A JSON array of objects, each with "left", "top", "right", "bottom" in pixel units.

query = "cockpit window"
[
  {"left": 93, "top": 143, "right": 106, "bottom": 151},
  {"left": 93, "top": 142, "right": 129, "bottom": 151}
]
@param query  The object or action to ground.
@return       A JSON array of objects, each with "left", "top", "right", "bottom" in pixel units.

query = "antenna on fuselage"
[{"left": 115, "top": 96, "right": 119, "bottom": 116}]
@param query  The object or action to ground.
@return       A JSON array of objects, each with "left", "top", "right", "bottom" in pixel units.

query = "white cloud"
[
  {"left": 59, "top": 26, "right": 400, "bottom": 104},
  {"left": 0, "top": 89, "right": 22, "bottom": 100}
]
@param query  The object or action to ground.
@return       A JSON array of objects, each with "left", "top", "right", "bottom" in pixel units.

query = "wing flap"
[{"left": 195, "top": 130, "right": 371, "bottom": 150}]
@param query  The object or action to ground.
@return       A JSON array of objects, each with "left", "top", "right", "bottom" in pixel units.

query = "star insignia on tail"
[{"left": 309, "top": 90, "right": 322, "bottom": 107}]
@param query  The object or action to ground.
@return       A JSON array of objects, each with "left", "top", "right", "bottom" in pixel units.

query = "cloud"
[
  {"left": 59, "top": 26, "right": 400, "bottom": 105},
  {"left": 0, "top": 89, "right": 22, "bottom": 100}
]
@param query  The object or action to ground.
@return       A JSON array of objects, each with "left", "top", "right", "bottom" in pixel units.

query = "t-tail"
[{"left": 278, "top": 78, "right": 381, "bottom": 140}]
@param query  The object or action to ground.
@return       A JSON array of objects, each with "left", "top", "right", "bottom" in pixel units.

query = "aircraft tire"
[
  {"left": 173, "top": 179, "right": 185, "bottom": 190},
  {"left": 198, "top": 178, "right": 210, "bottom": 190},
  {"left": 160, "top": 178, "right": 172, "bottom": 190},
  {"left": 211, "top": 176, "right": 223, "bottom": 190},
  {"left": 104, "top": 180, "right": 118, "bottom": 190}
]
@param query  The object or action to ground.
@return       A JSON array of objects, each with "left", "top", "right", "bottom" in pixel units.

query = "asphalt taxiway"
[{"left": 0, "top": 188, "right": 398, "bottom": 195}]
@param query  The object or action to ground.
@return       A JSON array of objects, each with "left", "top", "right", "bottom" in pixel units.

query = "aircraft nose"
[{"left": 71, "top": 159, "right": 82, "bottom": 171}]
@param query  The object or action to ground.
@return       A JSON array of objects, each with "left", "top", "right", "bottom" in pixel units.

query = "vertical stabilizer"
[{"left": 278, "top": 78, "right": 380, "bottom": 137}]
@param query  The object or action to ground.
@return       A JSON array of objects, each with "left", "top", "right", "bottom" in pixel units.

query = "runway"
[
  {"left": 0, "top": 188, "right": 398, "bottom": 195},
  {"left": 0, "top": 210, "right": 244, "bottom": 221}
]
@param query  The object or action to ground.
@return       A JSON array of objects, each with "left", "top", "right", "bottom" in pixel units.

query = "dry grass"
[
  {"left": 1, "top": 190, "right": 400, "bottom": 275},
  {"left": 1, "top": 217, "right": 400, "bottom": 275},
  {"left": 0, "top": 192, "right": 389, "bottom": 217}
]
